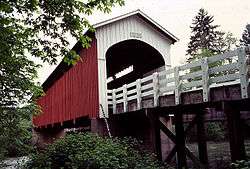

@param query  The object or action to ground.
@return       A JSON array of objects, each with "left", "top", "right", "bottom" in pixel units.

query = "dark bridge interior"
[{"left": 106, "top": 39, "right": 165, "bottom": 89}]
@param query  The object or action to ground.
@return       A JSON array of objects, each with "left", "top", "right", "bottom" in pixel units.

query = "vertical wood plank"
[
  {"left": 136, "top": 79, "right": 142, "bottom": 110},
  {"left": 175, "top": 113, "right": 187, "bottom": 169},
  {"left": 123, "top": 84, "right": 128, "bottom": 112},
  {"left": 197, "top": 112, "right": 208, "bottom": 166},
  {"left": 147, "top": 110, "right": 162, "bottom": 160},
  {"left": 153, "top": 72, "right": 159, "bottom": 107},
  {"left": 201, "top": 57, "right": 209, "bottom": 102},
  {"left": 238, "top": 47, "right": 248, "bottom": 98},
  {"left": 223, "top": 101, "right": 246, "bottom": 162},
  {"left": 34, "top": 39, "right": 99, "bottom": 126},
  {"left": 174, "top": 67, "right": 181, "bottom": 105},
  {"left": 112, "top": 89, "right": 116, "bottom": 114},
  {"left": 246, "top": 46, "right": 250, "bottom": 77}
]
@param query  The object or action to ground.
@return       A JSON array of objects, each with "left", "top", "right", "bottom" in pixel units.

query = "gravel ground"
[{"left": 1, "top": 157, "right": 28, "bottom": 169}]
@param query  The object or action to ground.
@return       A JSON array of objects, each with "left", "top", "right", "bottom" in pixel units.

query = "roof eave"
[{"left": 93, "top": 9, "right": 179, "bottom": 43}]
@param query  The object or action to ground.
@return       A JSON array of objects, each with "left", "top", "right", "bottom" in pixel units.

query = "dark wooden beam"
[
  {"left": 225, "top": 99, "right": 250, "bottom": 111},
  {"left": 184, "top": 114, "right": 198, "bottom": 135},
  {"left": 223, "top": 101, "right": 246, "bottom": 162},
  {"left": 146, "top": 102, "right": 208, "bottom": 116},
  {"left": 165, "top": 145, "right": 177, "bottom": 163},
  {"left": 159, "top": 120, "right": 176, "bottom": 143},
  {"left": 185, "top": 147, "right": 206, "bottom": 169},
  {"left": 196, "top": 112, "right": 208, "bottom": 166},
  {"left": 147, "top": 110, "right": 162, "bottom": 160},
  {"left": 243, "top": 120, "right": 250, "bottom": 130},
  {"left": 158, "top": 83, "right": 244, "bottom": 108},
  {"left": 175, "top": 113, "right": 187, "bottom": 169}
]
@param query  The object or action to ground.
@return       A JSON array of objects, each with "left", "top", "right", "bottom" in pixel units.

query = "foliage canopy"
[
  {"left": 240, "top": 24, "right": 250, "bottom": 46},
  {"left": 0, "top": 0, "right": 124, "bottom": 159}
]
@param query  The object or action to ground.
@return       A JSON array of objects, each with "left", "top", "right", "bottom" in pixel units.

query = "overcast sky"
[{"left": 37, "top": 0, "right": 250, "bottom": 83}]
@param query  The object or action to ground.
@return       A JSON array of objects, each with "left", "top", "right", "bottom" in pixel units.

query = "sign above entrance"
[{"left": 130, "top": 32, "right": 142, "bottom": 38}]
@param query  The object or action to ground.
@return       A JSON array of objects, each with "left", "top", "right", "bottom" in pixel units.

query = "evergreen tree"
[
  {"left": 240, "top": 24, "right": 250, "bottom": 46},
  {"left": 186, "top": 8, "right": 220, "bottom": 62}
]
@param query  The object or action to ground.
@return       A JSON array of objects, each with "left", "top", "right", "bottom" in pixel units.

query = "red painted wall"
[{"left": 33, "top": 39, "right": 99, "bottom": 127}]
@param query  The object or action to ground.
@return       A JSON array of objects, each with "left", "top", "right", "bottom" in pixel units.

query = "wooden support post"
[
  {"left": 175, "top": 113, "right": 187, "bottom": 169},
  {"left": 112, "top": 89, "right": 116, "bottom": 114},
  {"left": 184, "top": 115, "right": 198, "bottom": 135},
  {"left": 136, "top": 79, "right": 142, "bottom": 110},
  {"left": 174, "top": 67, "right": 181, "bottom": 105},
  {"left": 147, "top": 110, "right": 162, "bottom": 160},
  {"left": 165, "top": 145, "right": 177, "bottom": 163},
  {"left": 223, "top": 102, "right": 246, "bottom": 162},
  {"left": 196, "top": 112, "right": 208, "bottom": 166},
  {"left": 153, "top": 72, "right": 159, "bottom": 107},
  {"left": 238, "top": 47, "right": 248, "bottom": 99},
  {"left": 159, "top": 120, "right": 176, "bottom": 143},
  {"left": 123, "top": 84, "right": 128, "bottom": 112},
  {"left": 201, "top": 57, "right": 209, "bottom": 102}
]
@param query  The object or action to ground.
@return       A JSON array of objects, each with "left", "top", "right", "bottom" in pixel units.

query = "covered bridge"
[
  {"left": 33, "top": 10, "right": 178, "bottom": 128},
  {"left": 33, "top": 9, "right": 250, "bottom": 168}
]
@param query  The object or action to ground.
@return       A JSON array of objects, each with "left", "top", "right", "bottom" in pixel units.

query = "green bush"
[
  {"left": 185, "top": 121, "right": 226, "bottom": 142},
  {"left": 231, "top": 160, "right": 250, "bottom": 169},
  {"left": 23, "top": 133, "right": 171, "bottom": 169},
  {"left": 0, "top": 118, "right": 33, "bottom": 159},
  {"left": 206, "top": 122, "right": 226, "bottom": 141}
]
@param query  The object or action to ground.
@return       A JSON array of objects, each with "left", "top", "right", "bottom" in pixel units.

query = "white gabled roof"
[{"left": 93, "top": 9, "right": 179, "bottom": 43}]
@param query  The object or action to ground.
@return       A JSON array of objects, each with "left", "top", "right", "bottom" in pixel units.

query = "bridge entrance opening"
[{"left": 105, "top": 39, "right": 165, "bottom": 89}]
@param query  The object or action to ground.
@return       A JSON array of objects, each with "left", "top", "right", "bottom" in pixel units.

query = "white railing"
[{"left": 107, "top": 47, "right": 250, "bottom": 114}]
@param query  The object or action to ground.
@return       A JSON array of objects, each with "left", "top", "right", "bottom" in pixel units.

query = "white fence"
[{"left": 107, "top": 47, "right": 250, "bottom": 114}]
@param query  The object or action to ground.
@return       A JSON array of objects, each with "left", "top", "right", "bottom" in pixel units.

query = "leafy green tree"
[
  {"left": 0, "top": 0, "right": 124, "bottom": 159},
  {"left": 215, "top": 31, "right": 238, "bottom": 53},
  {"left": 240, "top": 24, "right": 250, "bottom": 46}
]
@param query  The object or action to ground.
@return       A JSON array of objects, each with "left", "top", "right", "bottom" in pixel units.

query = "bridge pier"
[
  {"left": 223, "top": 101, "right": 246, "bottom": 162},
  {"left": 147, "top": 110, "right": 162, "bottom": 160},
  {"left": 196, "top": 112, "right": 208, "bottom": 166},
  {"left": 90, "top": 118, "right": 106, "bottom": 136},
  {"left": 152, "top": 104, "right": 210, "bottom": 169},
  {"left": 32, "top": 127, "right": 65, "bottom": 149},
  {"left": 175, "top": 113, "right": 187, "bottom": 169}
]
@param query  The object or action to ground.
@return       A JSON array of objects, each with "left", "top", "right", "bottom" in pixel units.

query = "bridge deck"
[
  {"left": 106, "top": 47, "right": 250, "bottom": 168},
  {"left": 107, "top": 47, "right": 250, "bottom": 115}
]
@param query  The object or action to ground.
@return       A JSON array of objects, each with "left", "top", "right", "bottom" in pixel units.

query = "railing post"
[
  {"left": 112, "top": 89, "right": 116, "bottom": 114},
  {"left": 174, "top": 67, "right": 180, "bottom": 105},
  {"left": 153, "top": 72, "right": 159, "bottom": 107},
  {"left": 246, "top": 45, "right": 250, "bottom": 77},
  {"left": 238, "top": 47, "right": 248, "bottom": 99},
  {"left": 136, "top": 79, "right": 142, "bottom": 109},
  {"left": 123, "top": 84, "right": 128, "bottom": 112},
  {"left": 201, "top": 57, "right": 209, "bottom": 102}
]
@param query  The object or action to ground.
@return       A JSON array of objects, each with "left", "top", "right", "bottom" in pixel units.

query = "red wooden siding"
[{"left": 33, "top": 39, "right": 99, "bottom": 127}]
